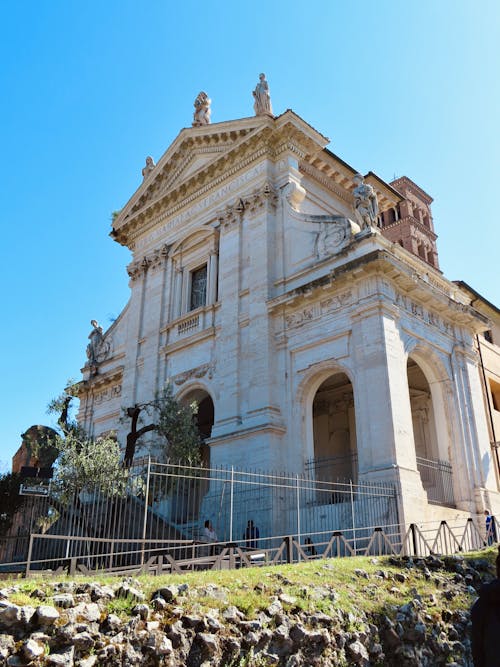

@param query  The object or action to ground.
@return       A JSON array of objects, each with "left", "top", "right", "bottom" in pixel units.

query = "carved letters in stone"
[{"left": 395, "top": 293, "right": 453, "bottom": 335}]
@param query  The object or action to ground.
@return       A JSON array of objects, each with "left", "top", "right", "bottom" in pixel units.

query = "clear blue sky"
[{"left": 1, "top": 1, "right": 499, "bottom": 472}]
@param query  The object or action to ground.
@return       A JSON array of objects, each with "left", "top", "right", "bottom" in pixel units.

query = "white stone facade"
[{"left": 76, "top": 110, "right": 500, "bottom": 528}]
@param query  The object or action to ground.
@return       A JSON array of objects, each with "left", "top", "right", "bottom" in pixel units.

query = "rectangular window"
[
  {"left": 189, "top": 265, "right": 207, "bottom": 311},
  {"left": 490, "top": 379, "right": 500, "bottom": 412}
]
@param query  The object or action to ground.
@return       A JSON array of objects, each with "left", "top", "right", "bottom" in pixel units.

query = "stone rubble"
[{"left": 0, "top": 554, "right": 490, "bottom": 666}]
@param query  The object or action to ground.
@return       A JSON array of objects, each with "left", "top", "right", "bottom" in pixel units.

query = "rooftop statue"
[
  {"left": 352, "top": 173, "right": 379, "bottom": 230},
  {"left": 192, "top": 91, "right": 211, "bottom": 126},
  {"left": 142, "top": 156, "right": 155, "bottom": 180},
  {"left": 253, "top": 73, "right": 273, "bottom": 116}
]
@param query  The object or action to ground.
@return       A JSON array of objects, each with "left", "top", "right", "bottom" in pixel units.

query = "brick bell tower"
[{"left": 380, "top": 175, "right": 440, "bottom": 270}]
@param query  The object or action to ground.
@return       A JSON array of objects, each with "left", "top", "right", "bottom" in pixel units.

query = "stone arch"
[
  {"left": 176, "top": 383, "right": 215, "bottom": 469},
  {"left": 404, "top": 342, "right": 456, "bottom": 505},
  {"left": 297, "top": 361, "right": 358, "bottom": 483}
]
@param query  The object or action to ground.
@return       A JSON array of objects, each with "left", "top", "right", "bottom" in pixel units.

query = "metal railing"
[
  {"left": 19, "top": 515, "right": 496, "bottom": 577},
  {"left": 0, "top": 458, "right": 397, "bottom": 572},
  {"left": 416, "top": 456, "right": 455, "bottom": 507},
  {"left": 305, "top": 453, "right": 358, "bottom": 485}
]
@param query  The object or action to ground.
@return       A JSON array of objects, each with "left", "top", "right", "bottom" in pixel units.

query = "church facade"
[{"left": 75, "top": 84, "right": 500, "bottom": 528}]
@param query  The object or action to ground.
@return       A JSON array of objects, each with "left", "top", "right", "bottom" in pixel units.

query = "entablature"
[{"left": 268, "top": 246, "right": 489, "bottom": 335}]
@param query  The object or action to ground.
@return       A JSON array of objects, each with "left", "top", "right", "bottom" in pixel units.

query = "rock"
[
  {"left": 267, "top": 599, "right": 283, "bottom": 616},
  {"left": 157, "top": 634, "right": 173, "bottom": 655},
  {"left": 152, "top": 585, "right": 179, "bottom": 602},
  {"left": 19, "top": 605, "right": 36, "bottom": 625},
  {"left": 115, "top": 583, "right": 144, "bottom": 602},
  {"left": 355, "top": 568, "right": 369, "bottom": 579},
  {"left": 0, "top": 603, "right": 20, "bottom": 627},
  {"left": 46, "top": 646, "right": 75, "bottom": 665},
  {"left": 197, "top": 632, "right": 219, "bottom": 656},
  {"left": 279, "top": 593, "right": 297, "bottom": 605},
  {"left": 22, "top": 638, "right": 45, "bottom": 660},
  {"left": 53, "top": 593, "right": 75, "bottom": 608},
  {"left": 348, "top": 639, "right": 369, "bottom": 663},
  {"left": 77, "top": 657, "right": 97, "bottom": 667},
  {"left": 35, "top": 605, "right": 60, "bottom": 626},
  {"left": 72, "top": 602, "right": 100, "bottom": 623},
  {"left": 132, "top": 603, "right": 149, "bottom": 620},
  {"left": 73, "top": 631, "right": 94, "bottom": 651},
  {"left": 222, "top": 605, "right": 243, "bottom": 622}
]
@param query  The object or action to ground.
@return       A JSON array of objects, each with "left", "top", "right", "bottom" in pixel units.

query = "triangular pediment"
[
  {"left": 113, "top": 117, "right": 271, "bottom": 232},
  {"left": 112, "top": 111, "right": 330, "bottom": 247}
]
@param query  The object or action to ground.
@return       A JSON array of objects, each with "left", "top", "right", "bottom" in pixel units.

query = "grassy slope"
[{"left": 4, "top": 547, "right": 497, "bottom": 621}]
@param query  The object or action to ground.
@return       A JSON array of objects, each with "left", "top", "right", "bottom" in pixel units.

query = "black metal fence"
[{"left": 416, "top": 456, "right": 455, "bottom": 506}]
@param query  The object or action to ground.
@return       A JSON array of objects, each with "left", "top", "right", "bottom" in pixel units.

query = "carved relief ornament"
[
  {"left": 127, "top": 244, "right": 170, "bottom": 282},
  {"left": 172, "top": 362, "right": 215, "bottom": 385},
  {"left": 217, "top": 182, "right": 279, "bottom": 228},
  {"left": 285, "top": 290, "right": 353, "bottom": 329}
]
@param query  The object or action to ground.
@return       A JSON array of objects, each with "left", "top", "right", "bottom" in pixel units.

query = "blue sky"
[{"left": 1, "top": 1, "right": 499, "bottom": 471}]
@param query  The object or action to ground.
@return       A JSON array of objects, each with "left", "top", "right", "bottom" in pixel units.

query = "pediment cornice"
[{"left": 112, "top": 111, "right": 329, "bottom": 248}]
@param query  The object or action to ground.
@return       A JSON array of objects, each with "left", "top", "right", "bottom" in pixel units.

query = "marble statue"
[
  {"left": 86, "top": 319, "right": 104, "bottom": 365},
  {"left": 142, "top": 156, "right": 155, "bottom": 179},
  {"left": 192, "top": 91, "right": 211, "bottom": 126},
  {"left": 253, "top": 73, "right": 273, "bottom": 116},
  {"left": 353, "top": 173, "right": 379, "bottom": 230}
]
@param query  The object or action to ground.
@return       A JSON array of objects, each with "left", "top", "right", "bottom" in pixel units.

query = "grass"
[{"left": 1, "top": 547, "right": 496, "bottom": 622}]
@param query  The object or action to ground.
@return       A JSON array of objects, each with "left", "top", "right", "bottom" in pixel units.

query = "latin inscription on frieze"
[
  {"left": 395, "top": 293, "right": 453, "bottom": 335},
  {"left": 137, "top": 163, "right": 268, "bottom": 249}
]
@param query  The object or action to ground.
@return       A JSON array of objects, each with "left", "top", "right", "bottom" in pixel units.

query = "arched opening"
[
  {"left": 179, "top": 387, "right": 214, "bottom": 469},
  {"left": 310, "top": 372, "right": 357, "bottom": 483},
  {"left": 407, "top": 357, "right": 454, "bottom": 506},
  {"left": 171, "top": 388, "right": 215, "bottom": 524}
]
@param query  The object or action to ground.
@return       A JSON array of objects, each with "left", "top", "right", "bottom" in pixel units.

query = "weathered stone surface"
[
  {"left": 22, "top": 637, "right": 45, "bottom": 660},
  {"left": 35, "top": 605, "right": 60, "bottom": 626}
]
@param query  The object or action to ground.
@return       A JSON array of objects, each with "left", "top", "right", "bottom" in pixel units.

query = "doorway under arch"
[{"left": 311, "top": 372, "right": 358, "bottom": 483}]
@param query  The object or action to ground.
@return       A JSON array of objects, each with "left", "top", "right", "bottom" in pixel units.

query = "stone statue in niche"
[
  {"left": 142, "top": 156, "right": 155, "bottom": 179},
  {"left": 252, "top": 73, "right": 273, "bottom": 116},
  {"left": 192, "top": 91, "right": 211, "bottom": 126},
  {"left": 353, "top": 173, "right": 379, "bottom": 230}
]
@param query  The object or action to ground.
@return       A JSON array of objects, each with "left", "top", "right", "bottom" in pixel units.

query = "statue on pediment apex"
[
  {"left": 142, "top": 156, "right": 155, "bottom": 180},
  {"left": 253, "top": 73, "right": 273, "bottom": 116},
  {"left": 353, "top": 173, "right": 379, "bottom": 230},
  {"left": 192, "top": 91, "right": 211, "bottom": 126}
]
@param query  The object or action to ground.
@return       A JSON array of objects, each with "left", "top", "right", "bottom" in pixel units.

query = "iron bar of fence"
[{"left": 141, "top": 456, "right": 151, "bottom": 566}]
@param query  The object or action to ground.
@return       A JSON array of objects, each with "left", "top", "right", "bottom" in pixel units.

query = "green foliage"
[
  {"left": 53, "top": 433, "right": 128, "bottom": 500},
  {"left": 0, "top": 472, "right": 23, "bottom": 536},
  {"left": 154, "top": 384, "right": 201, "bottom": 464}
]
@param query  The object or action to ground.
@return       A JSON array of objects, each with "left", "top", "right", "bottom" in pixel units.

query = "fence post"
[
  {"left": 285, "top": 535, "right": 293, "bottom": 564},
  {"left": 141, "top": 456, "right": 151, "bottom": 566},
  {"left": 229, "top": 466, "right": 234, "bottom": 542},
  {"left": 410, "top": 523, "right": 418, "bottom": 556},
  {"left": 350, "top": 480, "right": 356, "bottom": 554},
  {"left": 26, "top": 533, "right": 34, "bottom": 578},
  {"left": 296, "top": 474, "right": 301, "bottom": 554}
]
